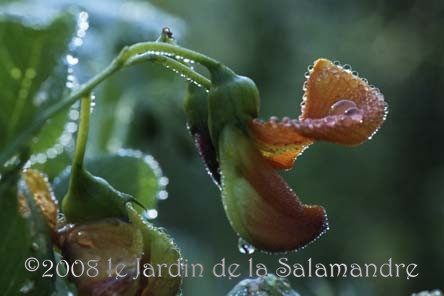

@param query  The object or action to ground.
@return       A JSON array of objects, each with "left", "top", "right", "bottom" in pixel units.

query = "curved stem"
[
  {"left": 71, "top": 94, "right": 91, "bottom": 178},
  {"left": 122, "top": 42, "right": 220, "bottom": 69},
  {"left": 126, "top": 53, "right": 212, "bottom": 89}
]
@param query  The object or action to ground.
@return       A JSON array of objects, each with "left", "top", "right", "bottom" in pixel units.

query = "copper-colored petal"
[
  {"left": 247, "top": 118, "right": 313, "bottom": 169},
  {"left": 298, "top": 58, "right": 387, "bottom": 145},
  {"left": 249, "top": 59, "right": 387, "bottom": 148},
  {"left": 61, "top": 219, "right": 144, "bottom": 296},
  {"left": 19, "top": 169, "right": 59, "bottom": 239}
]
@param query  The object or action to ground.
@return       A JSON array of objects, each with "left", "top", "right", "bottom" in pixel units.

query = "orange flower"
[{"left": 249, "top": 58, "right": 387, "bottom": 169}]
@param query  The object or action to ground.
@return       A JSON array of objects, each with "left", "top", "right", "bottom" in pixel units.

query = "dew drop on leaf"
[
  {"left": 144, "top": 209, "right": 158, "bottom": 220},
  {"left": 19, "top": 279, "right": 35, "bottom": 294}
]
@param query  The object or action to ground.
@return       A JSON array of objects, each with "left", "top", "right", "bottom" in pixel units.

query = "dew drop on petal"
[
  {"left": 342, "top": 64, "right": 351, "bottom": 71},
  {"left": 57, "top": 212, "right": 66, "bottom": 225},
  {"left": 344, "top": 107, "right": 364, "bottom": 122},
  {"left": 328, "top": 99, "right": 358, "bottom": 116},
  {"left": 238, "top": 237, "right": 255, "bottom": 255}
]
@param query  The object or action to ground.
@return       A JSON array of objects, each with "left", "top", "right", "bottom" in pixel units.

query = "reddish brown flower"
[{"left": 193, "top": 59, "right": 387, "bottom": 253}]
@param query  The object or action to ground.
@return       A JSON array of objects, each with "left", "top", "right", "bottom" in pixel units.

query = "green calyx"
[
  {"left": 61, "top": 167, "right": 134, "bottom": 223},
  {"left": 184, "top": 83, "right": 221, "bottom": 186},
  {"left": 207, "top": 64, "right": 260, "bottom": 145},
  {"left": 184, "top": 83, "right": 209, "bottom": 131}
]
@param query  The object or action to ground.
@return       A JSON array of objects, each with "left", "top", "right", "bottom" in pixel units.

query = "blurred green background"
[{"left": 4, "top": 0, "right": 444, "bottom": 295}]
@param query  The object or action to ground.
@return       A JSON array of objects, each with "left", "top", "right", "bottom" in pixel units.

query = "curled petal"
[
  {"left": 219, "top": 125, "right": 328, "bottom": 252},
  {"left": 250, "top": 58, "right": 387, "bottom": 148},
  {"left": 248, "top": 117, "right": 313, "bottom": 169}
]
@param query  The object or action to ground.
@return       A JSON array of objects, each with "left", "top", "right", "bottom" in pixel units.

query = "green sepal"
[
  {"left": 61, "top": 168, "right": 135, "bottom": 223},
  {"left": 127, "top": 204, "right": 183, "bottom": 296},
  {"left": 207, "top": 64, "right": 260, "bottom": 145},
  {"left": 184, "top": 83, "right": 221, "bottom": 185}
]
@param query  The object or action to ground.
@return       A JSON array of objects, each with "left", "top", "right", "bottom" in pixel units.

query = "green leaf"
[
  {"left": 0, "top": 173, "right": 55, "bottom": 296},
  {"left": 227, "top": 274, "right": 300, "bottom": 296},
  {"left": 127, "top": 204, "right": 183, "bottom": 296},
  {"left": 52, "top": 252, "right": 77, "bottom": 296},
  {"left": 53, "top": 149, "right": 167, "bottom": 211},
  {"left": 0, "top": 11, "right": 76, "bottom": 168}
]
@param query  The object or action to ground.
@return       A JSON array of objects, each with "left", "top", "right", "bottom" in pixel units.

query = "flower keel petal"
[{"left": 219, "top": 125, "right": 328, "bottom": 252}]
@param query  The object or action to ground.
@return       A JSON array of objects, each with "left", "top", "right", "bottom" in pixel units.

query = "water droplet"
[
  {"left": 307, "top": 64, "right": 314, "bottom": 72},
  {"left": 324, "top": 116, "right": 336, "bottom": 127},
  {"left": 342, "top": 64, "right": 351, "bottom": 71},
  {"left": 19, "top": 279, "right": 35, "bottom": 294},
  {"left": 329, "top": 99, "right": 357, "bottom": 115},
  {"left": 57, "top": 213, "right": 66, "bottom": 224},
  {"left": 46, "top": 148, "right": 58, "bottom": 159},
  {"left": 10, "top": 67, "right": 22, "bottom": 80},
  {"left": 333, "top": 60, "right": 341, "bottom": 66},
  {"left": 159, "top": 176, "right": 169, "bottom": 186},
  {"left": 157, "top": 190, "right": 168, "bottom": 200},
  {"left": 344, "top": 107, "right": 363, "bottom": 122},
  {"left": 69, "top": 109, "right": 79, "bottom": 120},
  {"left": 90, "top": 94, "right": 96, "bottom": 113},
  {"left": 66, "top": 54, "right": 79, "bottom": 66},
  {"left": 25, "top": 68, "right": 36, "bottom": 79},
  {"left": 79, "top": 11, "right": 88, "bottom": 22},
  {"left": 144, "top": 209, "right": 158, "bottom": 220},
  {"left": 238, "top": 237, "right": 255, "bottom": 255},
  {"left": 66, "top": 122, "right": 77, "bottom": 133},
  {"left": 31, "top": 242, "right": 39, "bottom": 251},
  {"left": 35, "top": 153, "right": 47, "bottom": 164}
]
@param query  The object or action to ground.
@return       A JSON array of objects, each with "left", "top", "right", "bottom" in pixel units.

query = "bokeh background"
[{"left": 6, "top": 0, "right": 444, "bottom": 295}]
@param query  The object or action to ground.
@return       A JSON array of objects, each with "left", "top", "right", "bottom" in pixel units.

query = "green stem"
[
  {"left": 122, "top": 42, "right": 220, "bottom": 69},
  {"left": 71, "top": 94, "right": 91, "bottom": 178},
  {"left": 126, "top": 53, "right": 211, "bottom": 89}
]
